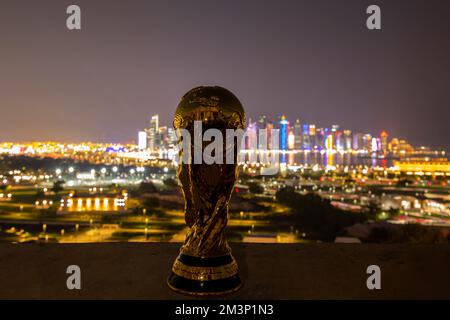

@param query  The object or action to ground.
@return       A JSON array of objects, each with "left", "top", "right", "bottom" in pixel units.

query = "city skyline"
[
  {"left": 1, "top": 0, "right": 449, "bottom": 149},
  {"left": 0, "top": 110, "right": 447, "bottom": 154},
  {"left": 136, "top": 113, "right": 434, "bottom": 154}
]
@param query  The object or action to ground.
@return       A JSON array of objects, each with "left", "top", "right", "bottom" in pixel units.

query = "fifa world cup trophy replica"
[{"left": 167, "top": 86, "right": 246, "bottom": 295}]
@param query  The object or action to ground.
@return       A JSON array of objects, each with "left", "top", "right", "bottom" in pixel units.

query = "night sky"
[{"left": 0, "top": 0, "right": 449, "bottom": 149}]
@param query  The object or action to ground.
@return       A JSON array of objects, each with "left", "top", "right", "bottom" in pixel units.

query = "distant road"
[{"left": 0, "top": 219, "right": 91, "bottom": 226}]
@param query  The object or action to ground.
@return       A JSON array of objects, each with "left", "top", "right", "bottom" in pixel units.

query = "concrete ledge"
[{"left": 0, "top": 243, "right": 449, "bottom": 299}]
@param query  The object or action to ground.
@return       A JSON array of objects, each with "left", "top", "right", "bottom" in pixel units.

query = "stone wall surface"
[{"left": 0, "top": 243, "right": 449, "bottom": 299}]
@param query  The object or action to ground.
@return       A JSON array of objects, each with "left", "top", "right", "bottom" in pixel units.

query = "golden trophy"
[{"left": 167, "top": 86, "right": 246, "bottom": 295}]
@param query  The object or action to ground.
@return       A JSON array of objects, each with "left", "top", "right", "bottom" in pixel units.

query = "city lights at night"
[{"left": 0, "top": 0, "right": 449, "bottom": 306}]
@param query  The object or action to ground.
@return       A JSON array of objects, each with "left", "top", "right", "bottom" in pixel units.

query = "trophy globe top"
[{"left": 173, "top": 86, "right": 246, "bottom": 131}]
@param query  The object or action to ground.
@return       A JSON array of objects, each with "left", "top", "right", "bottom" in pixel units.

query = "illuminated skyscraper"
[
  {"left": 150, "top": 114, "right": 159, "bottom": 130},
  {"left": 138, "top": 131, "right": 147, "bottom": 150},
  {"left": 288, "top": 129, "right": 295, "bottom": 150},
  {"left": 266, "top": 121, "right": 274, "bottom": 149},
  {"left": 325, "top": 134, "right": 334, "bottom": 151},
  {"left": 371, "top": 137, "right": 379, "bottom": 153},
  {"left": 363, "top": 134, "right": 372, "bottom": 152},
  {"left": 302, "top": 124, "right": 310, "bottom": 150},
  {"left": 279, "top": 115, "right": 288, "bottom": 150},
  {"left": 257, "top": 115, "right": 268, "bottom": 150},
  {"left": 246, "top": 119, "right": 257, "bottom": 150},
  {"left": 335, "top": 130, "right": 344, "bottom": 151},
  {"left": 257, "top": 115, "right": 267, "bottom": 130},
  {"left": 343, "top": 130, "right": 352, "bottom": 150},
  {"left": 315, "top": 128, "right": 325, "bottom": 150},
  {"left": 146, "top": 114, "right": 159, "bottom": 152},
  {"left": 309, "top": 124, "right": 316, "bottom": 149},
  {"left": 158, "top": 126, "right": 168, "bottom": 150},
  {"left": 294, "top": 118, "right": 302, "bottom": 150},
  {"left": 353, "top": 133, "right": 363, "bottom": 150},
  {"left": 167, "top": 127, "right": 177, "bottom": 148},
  {"left": 380, "top": 131, "right": 389, "bottom": 154}
]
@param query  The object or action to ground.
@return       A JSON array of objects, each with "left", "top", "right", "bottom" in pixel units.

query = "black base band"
[
  {"left": 167, "top": 272, "right": 242, "bottom": 296},
  {"left": 168, "top": 253, "right": 242, "bottom": 295}
]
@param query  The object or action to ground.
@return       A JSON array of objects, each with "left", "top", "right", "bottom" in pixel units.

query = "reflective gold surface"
[
  {"left": 168, "top": 86, "right": 245, "bottom": 295},
  {"left": 172, "top": 258, "right": 239, "bottom": 281},
  {"left": 173, "top": 86, "right": 246, "bottom": 258}
]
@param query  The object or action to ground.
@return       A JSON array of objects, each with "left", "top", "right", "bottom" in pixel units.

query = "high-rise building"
[
  {"left": 151, "top": 114, "right": 159, "bottom": 130},
  {"left": 325, "top": 134, "right": 334, "bottom": 151},
  {"left": 315, "top": 128, "right": 325, "bottom": 150},
  {"left": 257, "top": 115, "right": 268, "bottom": 150},
  {"left": 371, "top": 137, "right": 378, "bottom": 153},
  {"left": 158, "top": 126, "right": 169, "bottom": 150},
  {"left": 138, "top": 131, "right": 147, "bottom": 150},
  {"left": 309, "top": 124, "right": 316, "bottom": 149},
  {"left": 363, "top": 134, "right": 372, "bottom": 152},
  {"left": 288, "top": 128, "right": 295, "bottom": 150},
  {"left": 246, "top": 119, "right": 257, "bottom": 150},
  {"left": 302, "top": 124, "right": 310, "bottom": 150},
  {"left": 343, "top": 130, "right": 352, "bottom": 150},
  {"left": 380, "top": 131, "right": 389, "bottom": 154},
  {"left": 167, "top": 127, "right": 177, "bottom": 148},
  {"left": 266, "top": 121, "right": 274, "bottom": 149},
  {"left": 279, "top": 115, "right": 289, "bottom": 150},
  {"left": 294, "top": 119, "right": 302, "bottom": 150},
  {"left": 353, "top": 133, "right": 364, "bottom": 150},
  {"left": 335, "top": 131, "right": 344, "bottom": 151},
  {"left": 146, "top": 114, "right": 159, "bottom": 152},
  {"left": 257, "top": 115, "right": 267, "bottom": 130},
  {"left": 273, "top": 114, "right": 282, "bottom": 128}
]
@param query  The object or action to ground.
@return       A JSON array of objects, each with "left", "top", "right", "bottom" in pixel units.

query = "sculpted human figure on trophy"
[{"left": 167, "top": 86, "right": 246, "bottom": 295}]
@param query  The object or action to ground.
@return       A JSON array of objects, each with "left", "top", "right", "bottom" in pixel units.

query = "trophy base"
[{"left": 167, "top": 253, "right": 242, "bottom": 296}]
